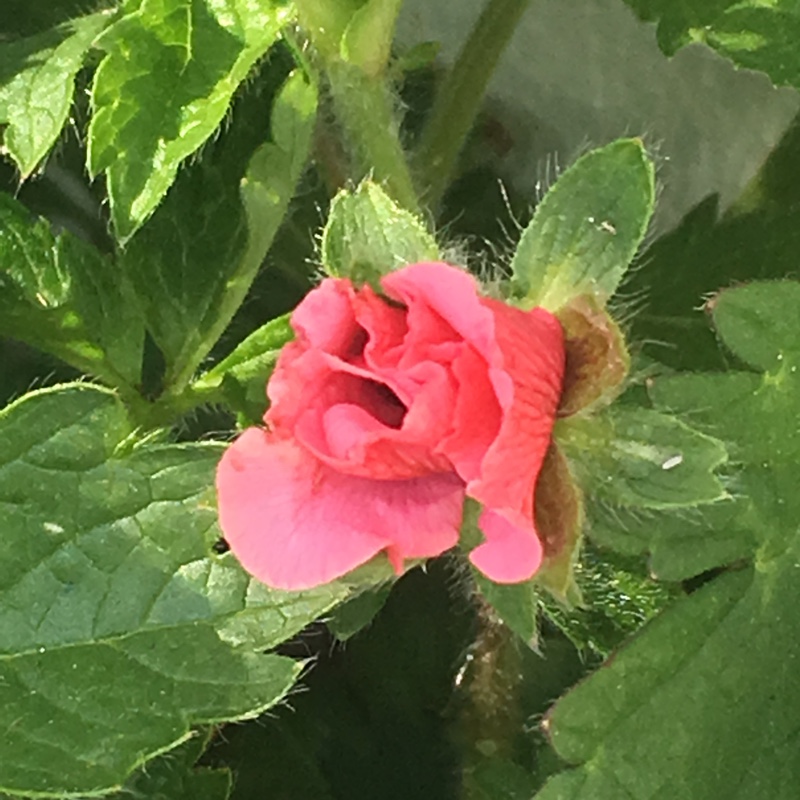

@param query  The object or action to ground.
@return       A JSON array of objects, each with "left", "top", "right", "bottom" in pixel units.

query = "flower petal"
[
  {"left": 469, "top": 508, "right": 544, "bottom": 583},
  {"left": 216, "top": 428, "right": 465, "bottom": 590},
  {"left": 466, "top": 301, "right": 565, "bottom": 581}
]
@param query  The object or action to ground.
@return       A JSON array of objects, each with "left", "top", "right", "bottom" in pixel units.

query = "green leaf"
[
  {"left": 585, "top": 500, "right": 756, "bottom": 583},
  {"left": 109, "top": 729, "right": 232, "bottom": 800},
  {"left": 327, "top": 583, "right": 392, "bottom": 641},
  {"left": 510, "top": 139, "right": 655, "bottom": 310},
  {"left": 536, "top": 281, "right": 800, "bottom": 799},
  {"left": 473, "top": 572, "right": 540, "bottom": 648},
  {"left": 710, "top": 279, "right": 800, "bottom": 371},
  {"left": 0, "top": 383, "right": 349, "bottom": 797},
  {"left": 465, "top": 757, "right": 539, "bottom": 800},
  {"left": 321, "top": 179, "right": 439, "bottom": 283},
  {"left": 629, "top": 115, "right": 800, "bottom": 371},
  {"left": 559, "top": 407, "right": 728, "bottom": 510},
  {"left": 538, "top": 546, "right": 676, "bottom": 662},
  {"left": 207, "top": 563, "right": 478, "bottom": 800},
  {"left": 119, "top": 69, "right": 317, "bottom": 393},
  {"left": 87, "top": 0, "right": 292, "bottom": 241},
  {"left": 0, "top": 193, "right": 144, "bottom": 388},
  {"left": 192, "top": 312, "right": 293, "bottom": 417},
  {"left": 0, "top": 0, "right": 103, "bottom": 39},
  {"left": 0, "top": 11, "right": 111, "bottom": 177},
  {"left": 622, "top": 0, "right": 800, "bottom": 90}
]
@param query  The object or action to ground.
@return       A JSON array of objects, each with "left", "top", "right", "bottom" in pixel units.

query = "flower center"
[{"left": 358, "top": 378, "right": 407, "bottom": 429}]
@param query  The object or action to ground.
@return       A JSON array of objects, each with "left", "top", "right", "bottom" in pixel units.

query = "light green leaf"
[
  {"left": 0, "top": 384, "right": 349, "bottom": 797},
  {"left": 119, "top": 69, "right": 317, "bottom": 393},
  {"left": 341, "top": 0, "right": 403, "bottom": 77},
  {"left": 321, "top": 179, "right": 439, "bottom": 283},
  {"left": 0, "top": 192, "right": 144, "bottom": 388},
  {"left": 510, "top": 139, "right": 655, "bottom": 310},
  {"left": 0, "top": 11, "right": 111, "bottom": 177},
  {"left": 621, "top": 0, "right": 800, "bottom": 90},
  {"left": 535, "top": 281, "right": 800, "bottom": 799},
  {"left": 559, "top": 407, "right": 728, "bottom": 510},
  {"left": 196, "top": 313, "right": 292, "bottom": 387},
  {"left": 87, "top": 0, "right": 292, "bottom": 241}
]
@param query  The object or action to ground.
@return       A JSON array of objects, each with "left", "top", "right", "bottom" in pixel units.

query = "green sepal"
[
  {"left": 510, "top": 138, "right": 655, "bottom": 311},
  {"left": 321, "top": 179, "right": 438, "bottom": 283}
]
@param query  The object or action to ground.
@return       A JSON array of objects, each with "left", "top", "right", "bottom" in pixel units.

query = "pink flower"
[{"left": 216, "top": 262, "right": 564, "bottom": 590}]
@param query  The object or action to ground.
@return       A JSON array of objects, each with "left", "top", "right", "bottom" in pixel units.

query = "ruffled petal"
[
  {"left": 216, "top": 428, "right": 465, "bottom": 590},
  {"left": 466, "top": 301, "right": 565, "bottom": 582},
  {"left": 381, "top": 262, "right": 496, "bottom": 356}
]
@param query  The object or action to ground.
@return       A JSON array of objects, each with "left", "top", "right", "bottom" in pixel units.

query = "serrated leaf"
[
  {"left": 710, "top": 279, "right": 800, "bottom": 371},
  {"left": 559, "top": 407, "right": 728, "bottom": 510},
  {"left": 536, "top": 281, "right": 800, "bottom": 799},
  {"left": 0, "top": 383, "right": 349, "bottom": 797},
  {"left": 473, "top": 572, "right": 540, "bottom": 649},
  {"left": 327, "top": 583, "right": 392, "bottom": 641},
  {"left": 629, "top": 116, "right": 800, "bottom": 372},
  {"left": 321, "top": 179, "right": 439, "bottom": 283},
  {"left": 88, "top": 0, "right": 292, "bottom": 240},
  {"left": 196, "top": 313, "right": 292, "bottom": 387},
  {"left": 109, "top": 729, "right": 231, "bottom": 800},
  {"left": 119, "top": 69, "right": 316, "bottom": 393},
  {"left": 0, "top": 12, "right": 110, "bottom": 177},
  {"left": 538, "top": 546, "right": 676, "bottom": 662},
  {"left": 0, "top": 193, "right": 144, "bottom": 387},
  {"left": 621, "top": 0, "right": 800, "bottom": 90},
  {"left": 510, "top": 139, "right": 655, "bottom": 310}
]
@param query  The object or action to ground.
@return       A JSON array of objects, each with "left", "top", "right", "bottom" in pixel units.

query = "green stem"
[
  {"left": 328, "top": 60, "right": 421, "bottom": 215},
  {"left": 414, "top": 0, "right": 534, "bottom": 208}
]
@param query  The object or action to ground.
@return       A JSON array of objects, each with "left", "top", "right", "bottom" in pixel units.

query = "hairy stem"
[{"left": 328, "top": 60, "right": 421, "bottom": 215}]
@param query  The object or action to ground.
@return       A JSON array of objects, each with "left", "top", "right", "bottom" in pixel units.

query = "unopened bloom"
[{"left": 216, "top": 262, "right": 564, "bottom": 590}]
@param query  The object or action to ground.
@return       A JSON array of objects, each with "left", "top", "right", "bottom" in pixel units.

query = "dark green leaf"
[
  {"left": 622, "top": 0, "right": 800, "bottom": 89},
  {"left": 510, "top": 139, "right": 655, "bottom": 310},
  {"left": 321, "top": 179, "right": 438, "bottom": 283},
  {"left": 0, "top": 192, "right": 144, "bottom": 388},
  {"left": 0, "top": 384, "right": 348, "bottom": 797},
  {"left": 0, "top": 0, "right": 106, "bottom": 39},
  {"left": 0, "top": 12, "right": 111, "bottom": 177},
  {"left": 630, "top": 113, "right": 800, "bottom": 371},
  {"left": 327, "top": 583, "right": 392, "bottom": 641},
  {"left": 464, "top": 757, "right": 539, "bottom": 800},
  {"left": 473, "top": 571, "right": 539, "bottom": 649},
  {"left": 88, "top": 0, "right": 292, "bottom": 240},
  {"left": 109, "top": 730, "right": 232, "bottom": 800},
  {"left": 536, "top": 281, "right": 800, "bottom": 799},
  {"left": 207, "top": 563, "right": 477, "bottom": 800},
  {"left": 538, "top": 546, "right": 676, "bottom": 661},
  {"left": 119, "top": 69, "right": 317, "bottom": 393}
]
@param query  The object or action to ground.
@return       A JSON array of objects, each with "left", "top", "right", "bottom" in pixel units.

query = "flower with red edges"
[{"left": 215, "top": 262, "right": 565, "bottom": 590}]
